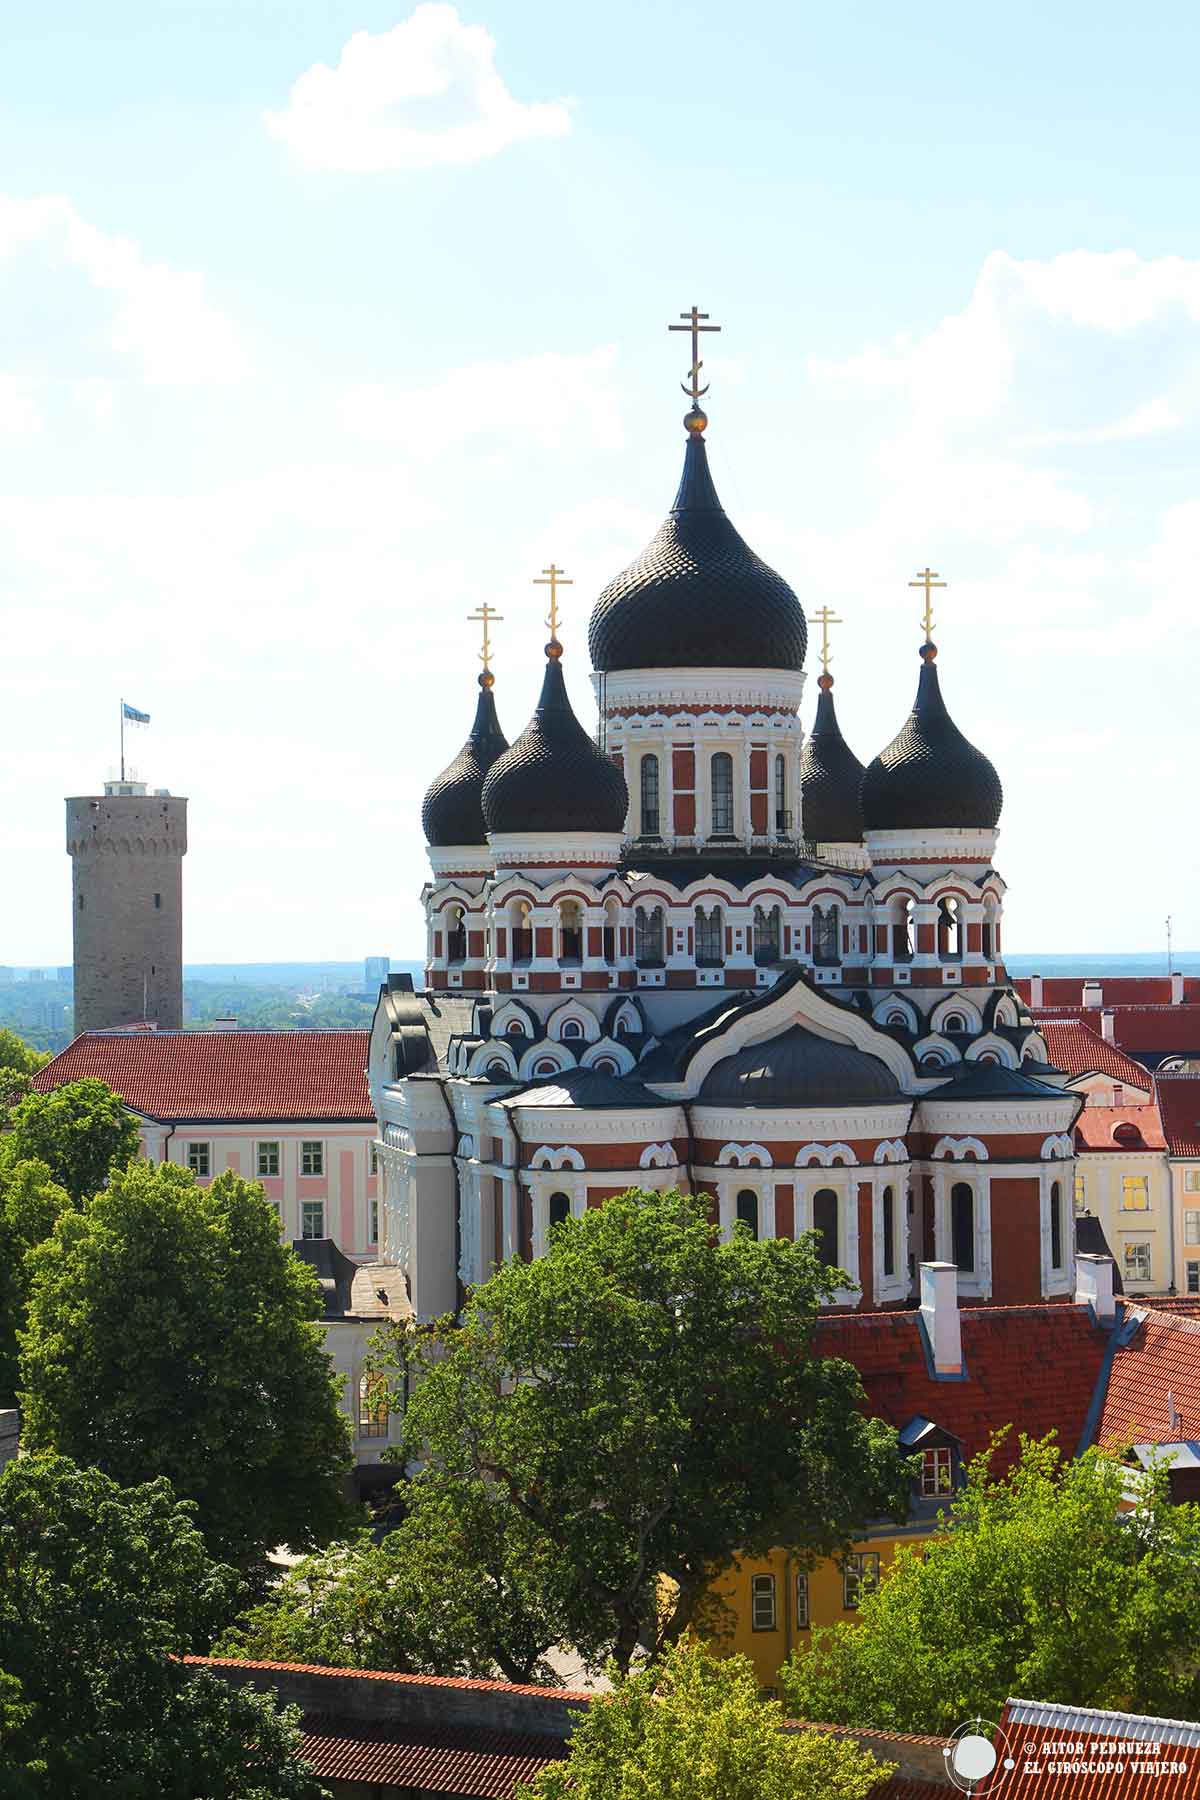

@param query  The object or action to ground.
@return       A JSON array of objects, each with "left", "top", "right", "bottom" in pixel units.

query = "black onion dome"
[
  {"left": 482, "top": 653, "right": 628, "bottom": 835},
  {"left": 860, "top": 648, "right": 1003, "bottom": 832},
  {"left": 421, "top": 679, "right": 509, "bottom": 846},
  {"left": 699, "top": 1024, "right": 900, "bottom": 1107},
  {"left": 800, "top": 679, "right": 865, "bottom": 845},
  {"left": 588, "top": 429, "right": 807, "bottom": 672}
]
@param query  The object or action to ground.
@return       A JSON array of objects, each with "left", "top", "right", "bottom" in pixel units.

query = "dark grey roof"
[
  {"left": 291, "top": 1237, "right": 361, "bottom": 1318},
  {"left": 1075, "top": 1213, "right": 1125, "bottom": 1293},
  {"left": 800, "top": 679, "right": 864, "bottom": 845},
  {"left": 497, "top": 1067, "right": 674, "bottom": 1110},
  {"left": 588, "top": 429, "right": 807, "bottom": 673},
  {"left": 421, "top": 679, "right": 509, "bottom": 847},
  {"left": 636, "top": 992, "right": 759, "bottom": 1082},
  {"left": 481, "top": 652, "right": 627, "bottom": 835},
  {"left": 698, "top": 1023, "right": 902, "bottom": 1107},
  {"left": 926, "top": 1062, "right": 1066, "bottom": 1100},
  {"left": 861, "top": 647, "right": 1003, "bottom": 832}
]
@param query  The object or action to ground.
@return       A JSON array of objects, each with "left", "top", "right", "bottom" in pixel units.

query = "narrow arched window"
[
  {"left": 736, "top": 1189, "right": 759, "bottom": 1239},
  {"left": 447, "top": 906, "right": 467, "bottom": 964},
  {"left": 1050, "top": 1180, "right": 1063, "bottom": 1270},
  {"left": 696, "top": 904, "right": 724, "bottom": 967},
  {"left": 635, "top": 906, "right": 664, "bottom": 966},
  {"left": 754, "top": 904, "right": 781, "bottom": 966},
  {"left": 951, "top": 1183, "right": 974, "bottom": 1272},
  {"left": 775, "top": 754, "right": 788, "bottom": 832},
  {"left": 944, "top": 1013, "right": 966, "bottom": 1034},
  {"left": 549, "top": 1192, "right": 571, "bottom": 1228},
  {"left": 711, "top": 753, "right": 734, "bottom": 836},
  {"left": 559, "top": 900, "right": 583, "bottom": 965},
  {"left": 512, "top": 904, "right": 533, "bottom": 964},
  {"left": 640, "top": 754, "right": 660, "bottom": 837},
  {"left": 814, "top": 904, "right": 840, "bottom": 966},
  {"left": 813, "top": 1188, "right": 839, "bottom": 1269},
  {"left": 882, "top": 1185, "right": 895, "bottom": 1277},
  {"left": 939, "top": 897, "right": 962, "bottom": 960},
  {"left": 561, "top": 1018, "right": 583, "bottom": 1040}
]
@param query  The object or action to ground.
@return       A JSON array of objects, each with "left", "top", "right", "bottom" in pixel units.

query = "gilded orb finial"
[{"left": 669, "top": 306, "right": 721, "bottom": 429}]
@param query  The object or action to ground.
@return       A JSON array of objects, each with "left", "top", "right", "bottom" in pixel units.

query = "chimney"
[
  {"left": 1171, "top": 972, "right": 1185, "bottom": 1006},
  {"left": 920, "top": 1261, "right": 963, "bottom": 1376},
  {"left": 1082, "top": 980, "right": 1103, "bottom": 1009},
  {"left": 1075, "top": 1252, "right": 1116, "bottom": 1324},
  {"left": 1100, "top": 1009, "right": 1116, "bottom": 1044},
  {"left": 1029, "top": 973, "right": 1044, "bottom": 1008}
]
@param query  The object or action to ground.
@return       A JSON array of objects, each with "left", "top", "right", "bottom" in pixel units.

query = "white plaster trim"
[
  {"left": 530, "top": 1144, "right": 587, "bottom": 1172},
  {"left": 426, "top": 844, "right": 494, "bottom": 876},
  {"left": 932, "top": 1135, "right": 989, "bottom": 1163},
  {"left": 640, "top": 1142, "right": 677, "bottom": 1169},
  {"left": 716, "top": 1141, "right": 774, "bottom": 1168},
  {"left": 594, "top": 667, "right": 805, "bottom": 711},
  {"left": 794, "top": 1141, "right": 858, "bottom": 1168},
  {"left": 488, "top": 831, "right": 624, "bottom": 868},
  {"left": 690, "top": 1103, "right": 913, "bottom": 1140},
  {"left": 864, "top": 827, "right": 999, "bottom": 862},
  {"left": 547, "top": 1001, "right": 602, "bottom": 1045},
  {"left": 1040, "top": 1132, "right": 1073, "bottom": 1160},
  {"left": 917, "top": 1099, "right": 1076, "bottom": 1133},
  {"left": 675, "top": 979, "right": 917, "bottom": 1096},
  {"left": 873, "top": 1138, "right": 909, "bottom": 1165},
  {"left": 930, "top": 995, "right": 983, "bottom": 1033},
  {"left": 517, "top": 1045, "right": 577, "bottom": 1080}
]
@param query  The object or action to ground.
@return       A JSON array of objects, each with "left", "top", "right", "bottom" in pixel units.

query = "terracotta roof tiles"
[
  {"left": 1099, "top": 1307, "right": 1200, "bottom": 1447},
  {"left": 994, "top": 1698, "right": 1200, "bottom": 1797},
  {"left": 1036, "top": 1019, "right": 1152, "bottom": 1092},
  {"left": 1016, "top": 977, "right": 1200, "bottom": 1007},
  {"left": 298, "top": 1715, "right": 565, "bottom": 1796},
  {"left": 1156, "top": 1076, "right": 1200, "bottom": 1157},
  {"left": 1074, "top": 1103, "right": 1166, "bottom": 1154}
]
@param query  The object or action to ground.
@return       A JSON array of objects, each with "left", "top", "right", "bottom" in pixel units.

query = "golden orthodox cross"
[
  {"left": 467, "top": 602, "right": 503, "bottom": 677},
  {"left": 811, "top": 605, "right": 843, "bottom": 676},
  {"left": 909, "top": 567, "right": 947, "bottom": 642},
  {"left": 534, "top": 563, "right": 572, "bottom": 640},
  {"left": 669, "top": 305, "right": 721, "bottom": 403}
]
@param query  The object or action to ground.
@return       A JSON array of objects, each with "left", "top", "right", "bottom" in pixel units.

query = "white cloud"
[
  {"left": 264, "top": 5, "right": 572, "bottom": 173},
  {"left": 341, "top": 345, "right": 621, "bottom": 451}
]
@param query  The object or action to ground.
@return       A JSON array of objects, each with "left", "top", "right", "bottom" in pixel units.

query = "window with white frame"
[
  {"left": 1121, "top": 1174, "right": 1149, "bottom": 1211},
  {"left": 843, "top": 1552, "right": 880, "bottom": 1610},
  {"left": 1074, "top": 1169, "right": 1086, "bottom": 1211},
  {"left": 257, "top": 1141, "right": 280, "bottom": 1178},
  {"left": 1188, "top": 1262, "right": 1200, "bottom": 1296},
  {"left": 301, "top": 1140, "right": 324, "bottom": 1177},
  {"left": 1185, "top": 1210, "right": 1200, "bottom": 1246},
  {"left": 882, "top": 1185, "right": 895, "bottom": 1278},
  {"left": 1050, "top": 1180, "right": 1064, "bottom": 1270},
  {"left": 695, "top": 905, "right": 724, "bottom": 967},
  {"left": 1186, "top": 1169, "right": 1200, "bottom": 1192},
  {"left": 187, "top": 1142, "right": 211, "bottom": 1177},
  {"left": 750, "top": 1572, "right": 777, "bottom": 1631},
  {"left": 1123, "top": 1241, "right": 1152, "bottom": 1283},
  {"left": 920, "top": 1446, "right": 954, "bottom": 1497},
  {"left": 301, "top": 1199, "right": 325, "bottom": 1239},
  {"left": 951, "top": 1182, "right": 975, "bottom": 1272},
  {"left": 635, "top": 907, "right": 664, "bottom": 966},
  {"left": 711, "top": 752, "right": 734, "bottom": 836},
  {"left": 736, "top": 1189, "right": 759, "bottom": 1240},
  {"left": 795, "top": 1571, "right": 810, "bottom": 1629},
  {"left": 639, "top": 754, "right": 660, "bottom": 837},
  {"left": 369, "top": 1144, "right": 379, "bottom": 1175},
  {"left": 358, "top": 1372, "right": 388, "bottom": 1439}
]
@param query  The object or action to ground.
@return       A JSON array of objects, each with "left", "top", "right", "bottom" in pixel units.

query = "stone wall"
[{"left": 66, "top": 794, "right": 187, "bottom": 1032}]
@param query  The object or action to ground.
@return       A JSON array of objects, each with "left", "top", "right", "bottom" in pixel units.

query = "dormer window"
[
  {"left": 920, "top": 1446, "right": 954, "bottom": 1496},
  {"left": 899, "top": 1417, "right": 961, "bottom": 1506}
]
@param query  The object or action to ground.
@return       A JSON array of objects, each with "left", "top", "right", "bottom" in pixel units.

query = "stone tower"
[{"left": 66, "top": 779, "right": 188, "bottom": 1033}]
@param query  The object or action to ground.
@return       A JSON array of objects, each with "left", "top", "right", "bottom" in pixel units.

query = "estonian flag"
[{"left": 122, "top": 703, "right": 150, "bottom": 724}]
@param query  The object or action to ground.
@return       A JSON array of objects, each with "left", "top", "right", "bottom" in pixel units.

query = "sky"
[{"left": 3, "top": 0, "right": 1198, "bottom": 964}]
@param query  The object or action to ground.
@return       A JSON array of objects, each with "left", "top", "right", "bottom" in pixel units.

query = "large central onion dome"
[
  {"left": 799, "top": 674, "right": 864, "bottom": 846},
  {"left": 588, "top": 420, "right": 807, "bottom": 673},
  {"left": 482, "top": 644, "right": 628, "bottom": 835},
  {"left": 861, "top": 645, "right": 1003, "bottom": 832},
  {"left": 421, "top": 674, "right": 509, "bottom": 847}
]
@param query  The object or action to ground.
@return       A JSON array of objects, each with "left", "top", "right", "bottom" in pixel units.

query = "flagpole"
[{"left": 120, "top": 698, "right": 125, "bottom": 784}]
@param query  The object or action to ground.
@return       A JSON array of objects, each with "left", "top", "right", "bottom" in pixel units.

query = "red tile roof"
[
  {"left": 1156, "top": 1076, "right": 1200, "bottom": 1158},
  {"left": 813, "top": 1306, "right": 1110, "bottom": 1474},
  {"left": 1033, "top": 1006, "right": 1200, "bottom": 1058},
  {"left": 994, "top": 1698, "right": 1200, "bottom": 1797},
  {"left": 1074, "top": 1103, "right": 1166, "bottom": 1154},
  {"left": 1016, "top": 977, "right": 1200, "bottom": 1007},
  {"left": 1036, "top": 1020, "right": 1152, "bottom": 1092},
  {"left": 32, "top": 1030, "right": 373, "bottom": 1123},
  {"left": 1099, "top": 1307, "right": 1200, "bottom": 1447},
  {"left": 185, "top": 1655, "right": 590, "bottom": 1703},
  {"left": 298, "top": 1715, "right": 565, "bottom": 1796}
]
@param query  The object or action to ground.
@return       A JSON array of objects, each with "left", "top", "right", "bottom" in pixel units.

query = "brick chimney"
[
  {"left": 1100, "top": 1009, "right": 1116, "bottom": 1044},
  {"left": 1029, "top": 973, "right": 1044, "bottom": 1008},
  {"left": 1075, "top": 1252, "right": 1115, "bottom": 1324},
  {"left": 920, "top": 1262, "right": 963, "bottom": 1376}
]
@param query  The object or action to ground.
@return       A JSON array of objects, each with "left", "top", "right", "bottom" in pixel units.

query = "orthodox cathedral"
[{"left": 368, "top": 315, "right": 1080, "bottom": 1323}]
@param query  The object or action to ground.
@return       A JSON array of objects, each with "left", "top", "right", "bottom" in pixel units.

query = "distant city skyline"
[{"left": 4, "top": 2, "right": 1199, "bottom": 958}]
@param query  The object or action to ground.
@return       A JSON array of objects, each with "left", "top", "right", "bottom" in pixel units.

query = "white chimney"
[
  {"left": 1101, "top": 1009, "right": 1116, "bottom": 1044},
  {"left": 1082, "top": 980, "right": 1103, "bottom": 1009},
  {"left": 212, "top": 1016, "right": 238, "bottom": 1031},
  {"left": 920, "top": 1261, "right": 963, "bottom": 1376},
  {"left": 1029, "top": 974, "right": 1044, "bottom": 1008},
  {"left": 1171, "top": 972, "right": 1185, "bottom": 1006},
  {"left": 1075, "top": 1252, "right": 1116, "bottom": 1323}
]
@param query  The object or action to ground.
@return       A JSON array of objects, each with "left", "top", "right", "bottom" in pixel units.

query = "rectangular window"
[
  {"left": 920, "top": 1446, "right": 954, "bottom": 1497},
  {"left": 187, "top": 1142, "right": 211, "bottom": 1177},
  {"left": 301, "top": 1141, "right": 324, "bottom": 1177},
  {"left": 1186, "top": 1170, "right": 1200, "bottom": 1193},
  {"left": 1121, "top": 1175, "right": 1149, "bottom": 1211},
  {"left": 750, "top": 1572, "right": 777, "bottom": 1632},
  {"left": 301, "top": 1199, "right": 325, "bottom": 1239},
  {"left": 1188, "top": 1262, "right": 1200, "bottom": 1296},
  {"left": 1123, "top": 1241, "right": 1152, "bottom": 1283},
  {"left": 358, "top": 1373, "right": 389, "bottom": 1439},
  {"left": 257, "top": 1141, "right": 280, "bottom": 1178},
  {"left": 369, "top": 1144, "right": 379, "bottom": 1175},
  {"left": 843, "top": 1552, "right": 880, "bottom": 1611},
  {"left": 369, "top": 1197, "right": 379, "bottom": 1245},
  {"left": 1186, "top": 1211, "right": 1200, "bottom": 1247},
  {"left": 795, "top": 1572, "right": 810, "bottom": 1630}
]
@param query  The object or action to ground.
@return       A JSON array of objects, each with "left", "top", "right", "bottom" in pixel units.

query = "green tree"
[
  {"left": 0, "top": 1161, "right": 69, "bottom": 1403},
  {"left": 0, "top": 1454, "right": 328, "bottom": 1798},
  {"left": 19, "top": 1163, "right": 354, "bottom": 1572},
  {"left": 384, "top": 1188, "right": 909, "bottom": 1673},
  {"left": 782, "top": 1433, "right": 1200, "bottom": 1734},
  {"left": 0, "top": 1033, "right": 50, "bottom": 1130},
  {"left": 517, "top": 1638, "right": 886, "bottom": 1800},
  {"left": 3, "top": 1077, "right": 139, "bottom": 1203}
]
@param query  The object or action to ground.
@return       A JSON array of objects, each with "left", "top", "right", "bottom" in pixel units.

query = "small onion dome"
[
  {"left": 699, "top": 1023, "right": 900, "bottom": 1107},
  {"left": 800, "top": 674, "right": 864, "bottom": 845},
  {"left": 421, "top": 674, "right": 510, "bottom": 847},
  {"left": 588, "top": 422, "right": 807, "bottom": 673},
  {"left": 482, "top": 645, "right": 628, "bottom": 835},
  {"left": 860, "top": 645, "right": 1003, "bottom": 832}
]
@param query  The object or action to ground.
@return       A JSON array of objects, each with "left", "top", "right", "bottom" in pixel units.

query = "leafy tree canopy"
[
  {"left": 2, "top": 1077, "right": 140, "bottom": 1203},
  {"left": 0, "top": 1161, "right": 70, "bottom": 1404},
  {"left": 0, "top": 1454, "right": 327, "bottom": 1798},
  {"left": 19, "top": 1163, "right": 354, "bottom": 1572},
  {"left": 385, "top": 1188, "right": 909, "bottom": 1672},
  {"left": 0, "top": 1032, "right": 49, "bottom": 1078},
  {"left": 517, "top": 1638, "right": 887, "bottom": 1800},
  {"left": 781, "top": 1432, "right": 1200, "bottom": 1734}
]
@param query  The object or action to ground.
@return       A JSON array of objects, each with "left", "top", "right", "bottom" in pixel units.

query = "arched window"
[
  {"left": 736, "top": 1189, "right": 759, "bottom": 1239},
  {"left": 485, "top": 1061, "right": 511, "bottom": 1079},
  {"left": 813, "top": 1188, "right": 839, "bottom": 1269},
  {"left": 559, "top": 900, "right": 583, "bottom": 965},
  {"left": 549, "top": 1191, "right": 571, "bottom": 1228},
  {"left": 951, "top": 1183, "right": 974, "bottom": 1272},
  {"left": 1050, "top": 1180, "right": 1063, "bottom": 1270},
  {"left": 938, "top": 897, "right": 962, "bottom": 960},
  {"left": 711, "top": 752, "right": 734, "bottom": 836},
  {"left": 602, "top": 897, "right": 619, "bottom": 965},
  {"left": 635, "top": 906, "right": 664, "bottom": 967},
  {"left": 511, "top": 903, "right": 533, "bottom": 964},
  {"left": 696, "top": 904, "right": 724, "bottom": 967},
  {"left": 640, "top": 754, "right": 660, "bottom": 837},
  {"left": 892, "top": 898, "right": 915, "bottom": 963},
  {"left": 561, "top": 1018, "right": 583, "bottom": 1040},
  {"left": 754, "top": 904, "right": 781, "bottom": 966},
  {"left": 944, "top": 1013, "right": 966, "bottom": 1034},
  {"left": 447, "top": 906, "right": 467, "bottom": 964},
  {"left": 534, "top": 1058, "right": 560, "bottom": 1077},
  {"left": 592, "top": 1056, "right": 618, "bottom": 1074},
  {"left": 882, "top": 1185, "right": 895, "bottom": 1277},
  {"left": 774, "top": 754, "right": 788, "bottom": 832},
  {"left": 813, "top": 903, "right": 840, "bottom": 966}
]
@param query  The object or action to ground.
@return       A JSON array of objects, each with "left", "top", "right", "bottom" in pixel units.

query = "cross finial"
[
  {"left": 811, "top": 606, "right": 843, "bottom": 677},
  {"left": 533, "top": 562, "right": 572, "bottom": 655},
  {"left": 909, "top": 567, "right": 947, "bottom": 643},
  {"left": 669, "top": 305, "right": 721, "bottom": 409},
  {"left": 467, "top": 602, "right": 503, "bottom": 687}
]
